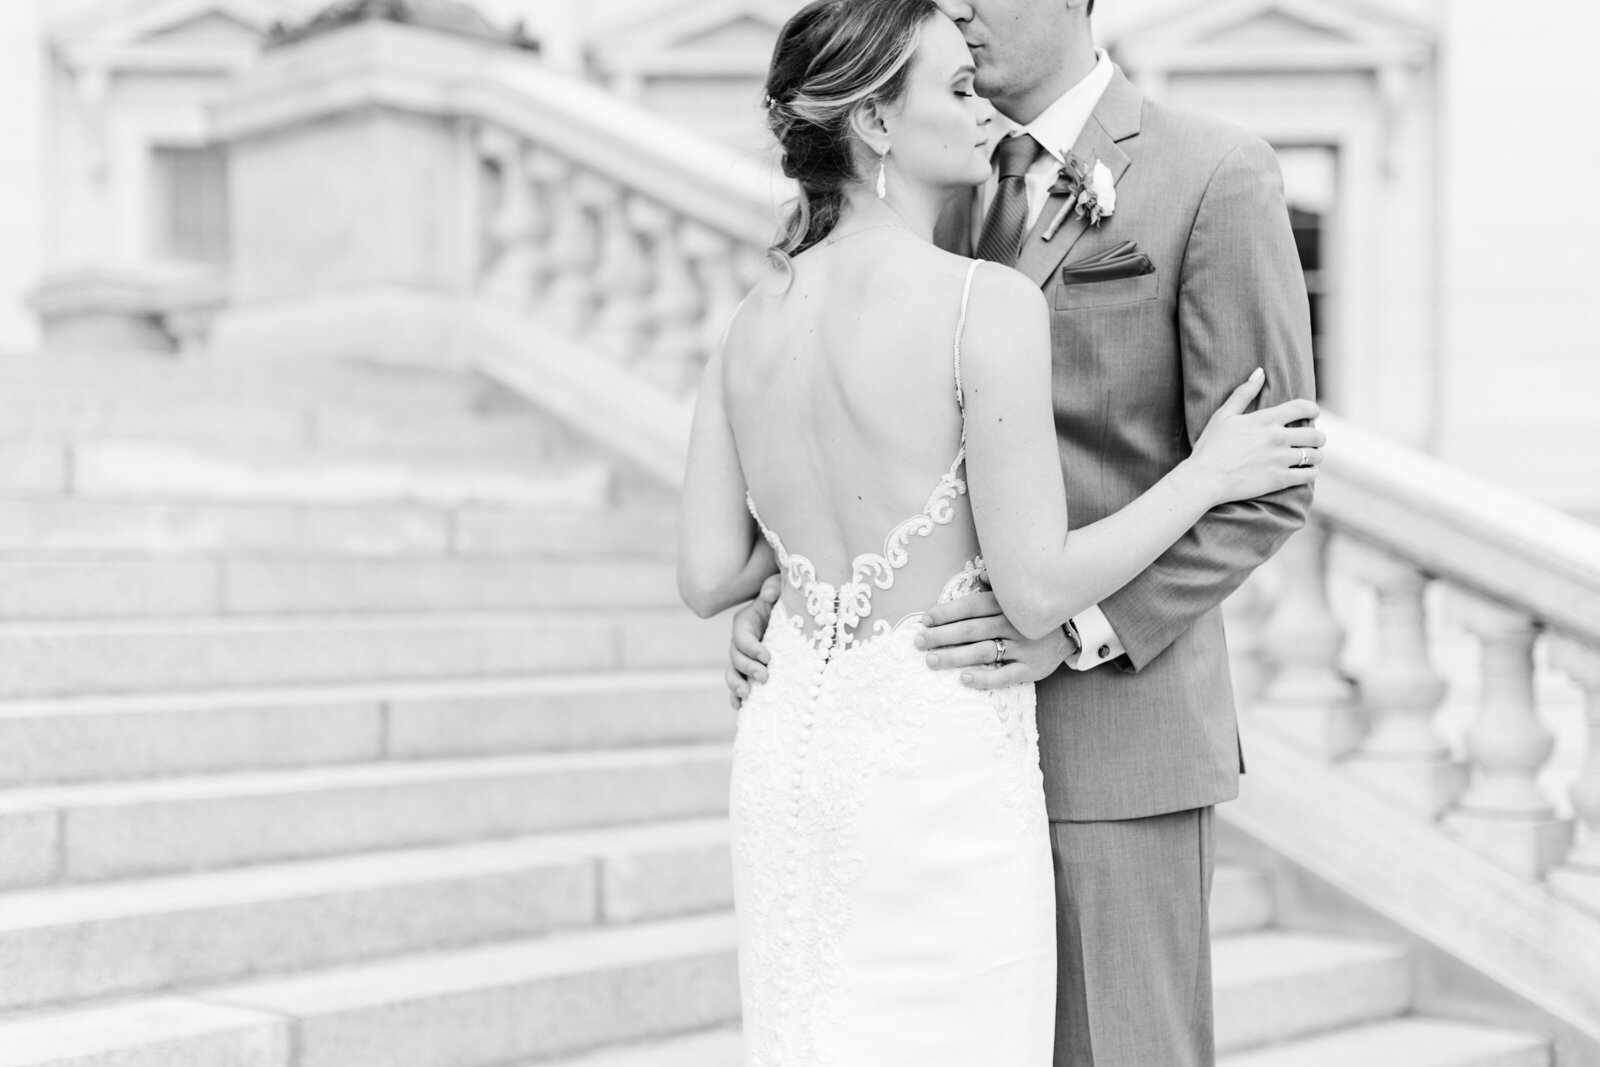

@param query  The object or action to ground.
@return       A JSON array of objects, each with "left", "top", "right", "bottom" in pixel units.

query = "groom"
[{"left": 726, "top": 0, "right": 1315, "bottom": 1064}]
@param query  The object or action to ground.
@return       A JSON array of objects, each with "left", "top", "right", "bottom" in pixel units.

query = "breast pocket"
[{"left": 1052, "top": 271, "right": 1159, "bottom": 311}]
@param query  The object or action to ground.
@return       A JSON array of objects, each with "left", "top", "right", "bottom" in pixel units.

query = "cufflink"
[{"left": 1097, "top": 645, "right": 1111, "bottom": 659}]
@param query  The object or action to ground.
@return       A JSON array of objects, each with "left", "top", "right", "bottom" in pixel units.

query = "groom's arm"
[{"left": 1099, "top": 135, "right": 1316, "bottom": 671}]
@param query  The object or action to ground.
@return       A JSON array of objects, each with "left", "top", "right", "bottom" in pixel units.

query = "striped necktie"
[{"left": 975, "top": 133, "right": 1043, "bottom": 266}]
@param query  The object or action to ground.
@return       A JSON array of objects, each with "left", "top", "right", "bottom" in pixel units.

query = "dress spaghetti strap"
[{"left": 953, "top": 260, "right": 982, "bottom": 412}]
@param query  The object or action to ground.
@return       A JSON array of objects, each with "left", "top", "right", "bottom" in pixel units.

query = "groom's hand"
[
  {"left": 725, "top": 574, "right": 782, "bottom": 709},
  {"left": 917, "top": 592, "right": 1070, "bottom": 689}
]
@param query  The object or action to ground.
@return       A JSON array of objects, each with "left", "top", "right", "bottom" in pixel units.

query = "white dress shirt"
[{"left": 976, "top": 49, "right": 1126, "bottom": 672}]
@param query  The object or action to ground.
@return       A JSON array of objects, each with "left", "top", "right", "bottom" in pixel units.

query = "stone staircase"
[{"left": 0, "top": 348, "right": 1557, "bottom": 1064}]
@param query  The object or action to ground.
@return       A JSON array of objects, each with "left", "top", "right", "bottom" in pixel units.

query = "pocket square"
[{"left": 1060, "top": 241, "right": 1154, "bottom": 286}]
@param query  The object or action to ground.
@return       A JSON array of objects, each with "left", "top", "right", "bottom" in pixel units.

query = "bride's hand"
[{"left": 1188, "top": 369, "right": 1324, "bottom": 505}]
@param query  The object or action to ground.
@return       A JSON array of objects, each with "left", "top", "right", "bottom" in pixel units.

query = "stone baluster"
[
  {"left": 637, "top": 207, "right": 708, "bottom": 393},
  {"left": 538, "top": 158, "right": 600, "bottom": 335},
  {"left": 1548, "top": 635, "right": 1600, "bottom": 910},
  {"left": 523, "top": 147, "right": 573, "bottom": 297},
  {"left": 477, "top": 128, "right": 541, "bottom": 304},
  {"left": 1343, "top": 545, "right": 1466, "bottom": 815},
  {"left": 1443, "top": 593, "right": 1572, "bottom": 878},
  {"left": 683, "top": 223, "right": 751, "bottom": 369},
  {"left": 584, "top": 179, "right": 654, "bottom": 361},
  {"left": 1257, "top": 520, "right": 1363, "bottom": 758}
]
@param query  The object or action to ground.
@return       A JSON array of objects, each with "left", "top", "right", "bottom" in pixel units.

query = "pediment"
[
  {"left": 1107, "top": 0, "right": 1434, "bottom": 68},
  {"left": 598, "top": 0, "right": 794, "bottom": 65},
  {"left": 138, "top": 10, "right": 262, "bottom": 44},
  {"left": 1205, "top": 8, "right": 1358, "bottom": 48},
  {"left": 51, "top": 0, "right": 297, "bottom": 48},
  {"left": 674, "top": 14, "right": 787, "bottom": 53}
]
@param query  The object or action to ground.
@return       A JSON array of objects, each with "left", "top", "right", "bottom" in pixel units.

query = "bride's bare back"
[{"left": 723, "top": 234, "right": 988, "bottom": 636}]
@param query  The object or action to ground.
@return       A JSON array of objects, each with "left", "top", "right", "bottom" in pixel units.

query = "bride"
[{"left": 677, "top": 1, "right": 1321, "bottom": 1063}]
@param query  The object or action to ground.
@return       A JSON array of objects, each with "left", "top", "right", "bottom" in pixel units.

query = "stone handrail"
[
  {"left": 1232, "top": 417, "right": 1600, "bottom": 1053},
  {"left": 1251, "top": 413, "right": 1600, "bottom": 896},
  {"left": 467, "top": 54, "right": 782, "bottom": 392},
  {"left": 1315, "top": 414, "right": 1600, "bottom": 646}
]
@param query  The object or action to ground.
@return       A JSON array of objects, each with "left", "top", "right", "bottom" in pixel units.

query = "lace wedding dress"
[{"left": 731, "top": 262, "right": 1056, "bottom": 1066}]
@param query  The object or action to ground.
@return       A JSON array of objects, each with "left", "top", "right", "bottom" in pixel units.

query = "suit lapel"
[{"left": 1014, "top": 68, "right": 1144, "bottom": 289}]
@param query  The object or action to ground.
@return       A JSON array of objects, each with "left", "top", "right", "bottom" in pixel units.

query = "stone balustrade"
[
  {"left": 1252, "top": 413, "right": 1600, "bottom": 892},
  {"left": 446, "top": 46, "right": 778, "bottom": 394},
  {"left": 476, "top": 134, "right": 769, "bottom": 393}
]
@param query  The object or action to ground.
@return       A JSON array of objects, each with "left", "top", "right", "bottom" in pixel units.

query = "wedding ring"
[
  {"left": 993, "top": 638, "right": 1007, "bottom": 664},
  {"left": 1298, "top": 448, "right": 1309, "bottom": 467}
]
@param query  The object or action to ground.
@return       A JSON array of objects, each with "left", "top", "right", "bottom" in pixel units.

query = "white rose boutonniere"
[{"left": 1043, "top": 154, "right": 1117, "bottom": 241}]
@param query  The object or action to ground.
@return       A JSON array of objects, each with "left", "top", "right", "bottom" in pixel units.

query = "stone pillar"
[
  {"left": 207, "top": 22, "right": 498, "bottom": 366},
  {"left": 1256, "top": 521, "right": 1363, "bottom": 758},
  {"left": 1444, "top": 593, "right": 1573, "bottom": 878},
  {"left": 1343, "top": 546, "right": 1466, "bottom": 815}
]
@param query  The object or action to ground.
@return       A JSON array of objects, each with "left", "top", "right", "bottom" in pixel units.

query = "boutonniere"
[{"left": 1043, "top": 154, "right": 1116, "bottom": 241}]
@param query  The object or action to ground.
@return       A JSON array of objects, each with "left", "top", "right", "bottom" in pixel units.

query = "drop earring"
[{"left": 876, "top": 151, "right": 888, "bottom": 199}]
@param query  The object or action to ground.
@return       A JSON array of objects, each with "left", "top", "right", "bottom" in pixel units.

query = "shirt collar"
[{"left": 990, "top": 49, "right": 1115, "bottom": 166}]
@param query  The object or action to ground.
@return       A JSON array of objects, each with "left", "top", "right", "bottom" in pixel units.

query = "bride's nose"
[{"left": 934, "top": 0, "right": 973, "bottom": 22}]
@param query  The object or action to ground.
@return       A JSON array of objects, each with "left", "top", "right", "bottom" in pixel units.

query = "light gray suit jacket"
[{"left": 936, "top": 68, "right": 1316, "bottom": 823}]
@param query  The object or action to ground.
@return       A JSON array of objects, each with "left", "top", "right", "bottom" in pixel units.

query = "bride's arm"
[
  {"left": 678, "top": 344, "right": 779, "bottom": 619},
  {"left": 959, "top": 267, "right": 1317, "bottom": 640}
]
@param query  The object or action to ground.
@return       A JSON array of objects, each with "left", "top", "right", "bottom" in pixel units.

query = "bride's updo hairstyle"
[{"left": 764, "top": 0, "right": 938, "bottom": 259}]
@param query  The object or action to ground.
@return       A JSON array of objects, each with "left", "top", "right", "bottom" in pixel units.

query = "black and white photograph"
[{"left": 0, "top": 0, "right": 1596, "bottom": 1064}]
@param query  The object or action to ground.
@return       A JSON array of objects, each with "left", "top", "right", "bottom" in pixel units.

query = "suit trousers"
[{"left": 1051, "top": 807, "right": 1216, "bottom": 1067}]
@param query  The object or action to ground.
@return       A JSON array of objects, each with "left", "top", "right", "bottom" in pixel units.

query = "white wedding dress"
[{"left": 731, "top": 262, "right": 1057, "bottom": 1066}]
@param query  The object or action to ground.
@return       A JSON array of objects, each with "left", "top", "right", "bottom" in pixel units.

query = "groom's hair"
[{"left": 763, "top": 0, "right": 938, "bottom": 258}]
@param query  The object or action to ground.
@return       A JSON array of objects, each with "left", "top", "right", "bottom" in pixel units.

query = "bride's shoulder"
[
  {"left": 957, "top": 263, "right": 1049, "bottom": 367},
  {"left": 962, "top": 262, "right": 1047, "bottom": 327}
]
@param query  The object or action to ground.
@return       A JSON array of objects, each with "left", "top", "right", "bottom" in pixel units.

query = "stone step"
[
  {"left": 0, "top": 557, "right": 681, "bottom": 619},
  {"left": 0, "top": 608, "right": 728, "bottom": 698},
  {"left": 0, "top": 398, "right": 308, "bottom": 448},
  {"left": 194, "top": 912, "right": 741, "bottom": 1067},
  {"left": 0, "top": 670, "right": 730, "bottom": 786},
  {"left": 1212, "top": 864, "right": 1275, "bottom": 935},
  {"left": 0, "top": 439, "right": 613, "bottom": 507},
  {"left": 0, "top": 819, "right": 731, "bottom": 1012},
  {"left": 0, "top": 831, "right": 1278, "bottom": 1019},
  {"left": 0, "top": 500, "right": 679, "bottom": 557},
  {"left": 0, "top": 742, "right": 731, "bottom": 886},
  {"left": 538, "top": 1029, "right": 743, "bottom": 1066},
  {"left": 535, "top": 1014, "right": 1552, "bottom": 1067},
  {"left": 0, "top": 349, "right": 490, "bottom": 411},
  {"left": 0, "top": 396, "right": 563, "bottom": 459},
  {"left": 0, "top": 920, "right": 1420, "bottom": 1067},
  {"left": 1218, "top": 1017, "right": 1550, "bottom": 1067},
  {"left": 0, "top": 996, "right": 288, "bottom": 1067},
  {"left": 1214, "top": 931, "right": 1412, "bottom": 1053}
]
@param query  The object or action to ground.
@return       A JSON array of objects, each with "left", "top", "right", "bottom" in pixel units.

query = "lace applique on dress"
[{"left": 746, "top": 446, "right": 976, "bottom": 659}]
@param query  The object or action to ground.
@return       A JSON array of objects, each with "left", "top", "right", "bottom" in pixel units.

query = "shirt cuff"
[{"left": 1063, "top": 605, "right": 1126, "bottom": 671}]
